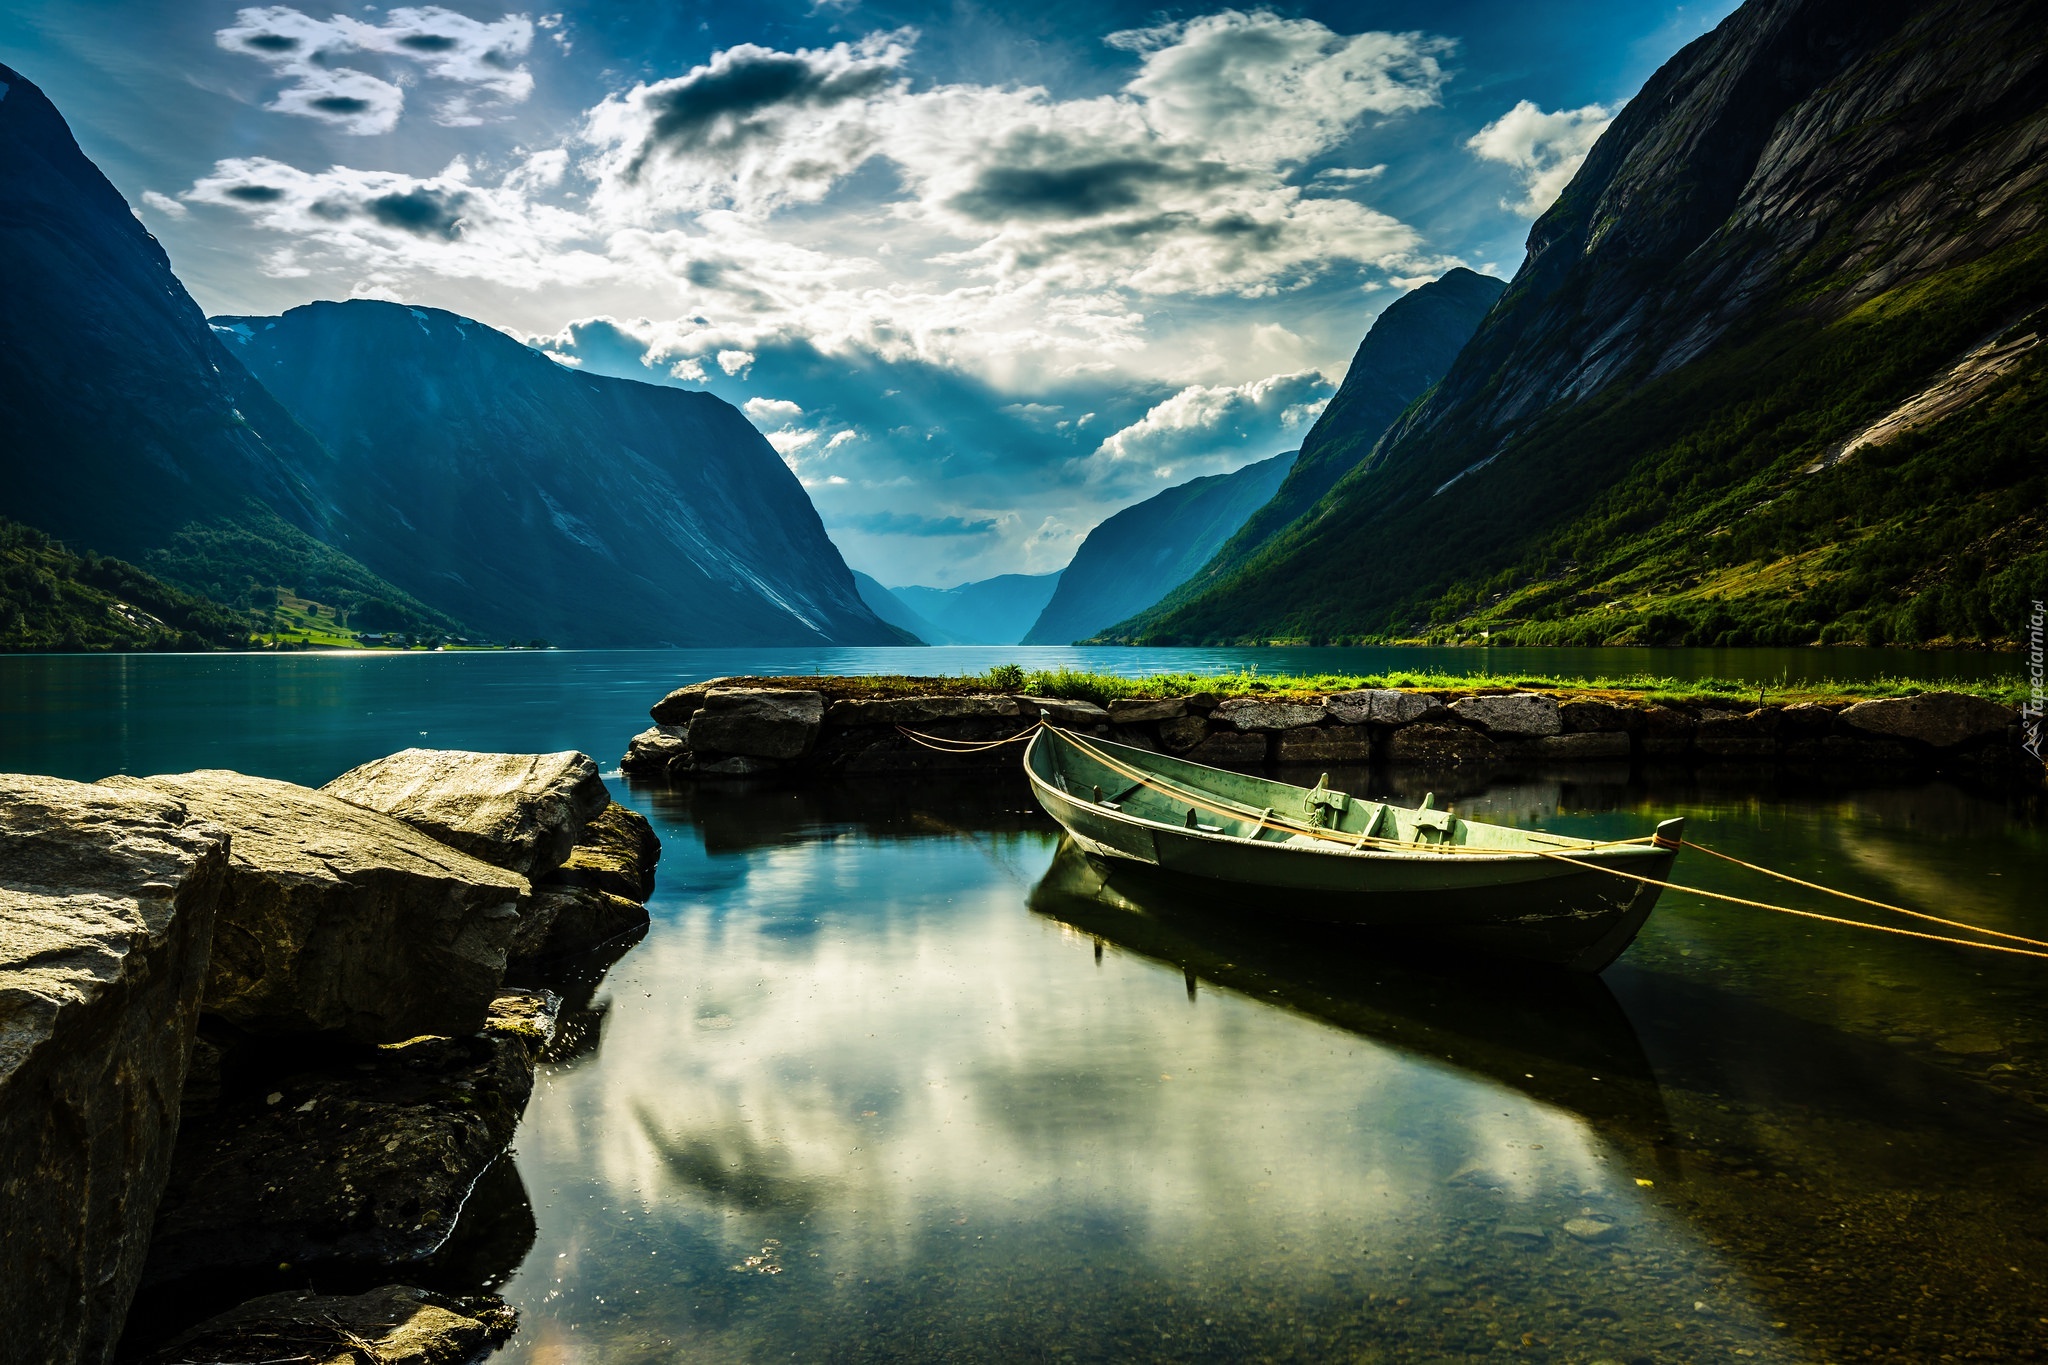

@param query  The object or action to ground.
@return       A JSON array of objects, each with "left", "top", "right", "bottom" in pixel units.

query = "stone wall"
[{"left": 623, "top": 678, "right": 2031, "bottom": 783}]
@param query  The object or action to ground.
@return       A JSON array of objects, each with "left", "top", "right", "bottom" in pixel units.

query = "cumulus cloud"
[
  {"left": 1109, "top": 11, "right": 1450, "bottom": 162},
  {"left": 216, "top": 5, "right": 536, "bottom": 133},
  {"left": 1466, "top": 99, "right": 1613, "bottom": 215},
  {"left": 840, "top": 511, "right": 1001, "bottom": 538},
  {"left": 140, "top": 190, "right": 188, "bottom": 218},
  {"left": 582, "top": 32, "right": 912, "bottom": 217},
  {"left": 1087, "top": 370, "right": 1332, "bottom": 479},
  {"left": 185, "top": 154, "right": 607, "bottom": 287},
  {"left": 743, "top": 396, "right": 805, "bottom": 423}
]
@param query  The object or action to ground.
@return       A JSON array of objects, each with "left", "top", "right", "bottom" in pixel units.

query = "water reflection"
[{"left": 496, "top": 777, "right": 1814, "bottom": 1363}]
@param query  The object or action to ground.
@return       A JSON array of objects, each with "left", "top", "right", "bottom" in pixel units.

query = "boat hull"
[{"left": 1027, "top": 730, "right": 1678, "bottom": 972}]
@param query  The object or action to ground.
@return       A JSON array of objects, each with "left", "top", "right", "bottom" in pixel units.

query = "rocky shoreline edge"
[
  {"left": 624, "top": 677, "right": 2036, "bottom": 785},
  {"left": 1, "top": 749, "right": 659, "bottom": 1364}
]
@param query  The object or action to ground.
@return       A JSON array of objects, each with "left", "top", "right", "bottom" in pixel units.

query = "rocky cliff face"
[
  {"left": 214, "top": 301, "right": 902, "bottom": 647},
  {"left": 1022, "top": 451, "right": 1295, "bottom": 645},
  {"left": 0, "top": 64, "right": 431, "bottom": 623},
  {"left": 1131, "top": 0, "right": 2048, "bottom": 647}
]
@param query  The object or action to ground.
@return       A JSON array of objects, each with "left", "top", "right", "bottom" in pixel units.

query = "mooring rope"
[
  {"left": 1678, "top": 838, "right": 2048, "bottom": 950},
  {"left": 893, "top": 719, "right": 2042, "bottom": 962}
]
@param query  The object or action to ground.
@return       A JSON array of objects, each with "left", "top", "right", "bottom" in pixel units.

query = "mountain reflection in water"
[{"left": 467, "top": 771, "right": 2041, "bottom": 1363}]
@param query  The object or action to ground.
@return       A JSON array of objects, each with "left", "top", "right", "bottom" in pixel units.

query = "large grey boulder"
[
  {"left": 1, "top": 776, "right": 229, "bottom": 1365},
  {"left": 686, "top": 688, "right": 826, "bottom": 759},
  {"left": 649, "top": 676, "right": 740, "bottom": 725},
  {"left": 1325, "top": 690, "right": 1442, "bottom": 726},
  {"left": 514, "top": 803, "right": 659, "bottom": 961},
  {"left": 1448, "top": 693, "right": 1563, "bottom": 738},
  {"left": 141, "top": 990, "right": 556, "bottom": 1285},
  {"left": 323, "top": 748, "right": 608, "bottom": 878},
  {"left": 1840, "top": 692, "right": 2012, "bottom": 748},
  {"left": 101, "top": 772, "right": 528, "bottom": 1044},
  {"left": 148, "top": 1285, "right": 516, "bottom": 1365},
  {"left": 1213, "top": 698, "right": 1327, "bottom": 730},
  {"left": 621, "top": 723, "right": 690, "bottom": 775},
  {"left": 827, "top": 695, "right": 1021, "bottom": 726}
]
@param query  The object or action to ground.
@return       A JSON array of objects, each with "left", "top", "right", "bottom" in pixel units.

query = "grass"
[{"left": 723, "top": 665, "right": 2029, "bottom": 708}]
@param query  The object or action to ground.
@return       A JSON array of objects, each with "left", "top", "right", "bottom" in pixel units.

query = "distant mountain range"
[
  {"left": 1116, "top": 0, "right": 2047, "bottom": 649},
  {"left": 878, "top": 574, "right": 1063, "bottom": 645},
  {"left": 213, "top": 302, "right": 901, "bottom": 647},
  {"left": 0, "top": 62, "right": 901, "bottom": 649},
  {"left": 1021, "top": 451, "right": 1296, "bottom": 645}
]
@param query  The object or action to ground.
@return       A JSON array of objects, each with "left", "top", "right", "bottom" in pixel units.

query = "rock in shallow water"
[
  {"left": 545, "top": 802, "right": 659, "bottom": 902},
  {"left": 323, "top": 748, "right": 608, "bottom": 878},
  {"left": 149, "top": 1284, "right": 516, "bottom": 1365},
  {"left": 1840, "top": 692, "right": 2013, "bottom": 749},
  {"left": 687, "top": 688, "right": 826, "bottom": 759},
  {"left": 1448, "top": 692, "right": 1563, "bottom": 738},
  {"left": 100, "top": 771, "right": 529, "bottom": 1045},
  {"left": 0, "top": 776, "right": 229, "bottom": 1365},
  {"left": 140, "top": 990, "right": 558, "bottom": 1288}
]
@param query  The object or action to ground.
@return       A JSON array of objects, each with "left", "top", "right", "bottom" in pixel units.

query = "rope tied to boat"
[{"left": 893, "top": 719, "right": 1048, "bottom": 753}]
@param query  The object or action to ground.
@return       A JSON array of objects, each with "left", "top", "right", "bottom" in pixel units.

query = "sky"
[{"left": 2, "top": 0, "right": 1740, "bottom": 587}]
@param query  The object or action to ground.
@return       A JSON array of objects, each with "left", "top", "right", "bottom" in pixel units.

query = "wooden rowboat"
[{"left": 1024, "top": 726, "right": 1684, "bottom": 971}]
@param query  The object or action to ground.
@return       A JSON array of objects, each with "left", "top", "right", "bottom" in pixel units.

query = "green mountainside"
[
  {"left": 1114, "top": 0, "right": 2048, "bottom": 649},
  {"left": 0, "top": 518, "right": 259, "bottom": 652}
]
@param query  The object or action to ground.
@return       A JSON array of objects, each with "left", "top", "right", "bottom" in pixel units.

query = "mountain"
[
  {"left": 1021, "top": 452, "right": 1296, "bottom": 645},
  {"left": 213, "top": 301, "right": 904, "bottom": 647},
  {"left": 852, "top": 572, "right": 940, "bottom": 645},
  {"left": 0, "top": 517, "right": 258, "bottom": 652},
  {"left": 1123, "top": 0, "right": 2048, "bottom": 648},
  {"left": 887, "top": 573, "right": 1063, "bottom": 645},
  {"left": 0, "top": 62, "right": 436, "bottom": 627}
]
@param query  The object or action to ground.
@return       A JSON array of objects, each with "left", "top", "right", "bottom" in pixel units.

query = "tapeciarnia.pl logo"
[{"left": 2025, "top": 599, "right": 2045, "bottom": 761}]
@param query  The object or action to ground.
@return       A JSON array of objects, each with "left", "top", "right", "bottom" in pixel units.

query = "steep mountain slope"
[
  {"left": 215, "top": 302, "right": 903, "bottom": 647},
  {"left": 1127, "top": 0, "right": 2048, "bottom": 648},
  {"left": 888, "top": 573, "right": 1062, "bottom": 645},
  {"left": 1022, "top": 451, "right": 1296, "bottom": 644},
  {"left": 0, "top": 62, "right": 427, "bottom": 623},
  {"left": 852, "top": 572, "right": 938, "bottom": 645}
]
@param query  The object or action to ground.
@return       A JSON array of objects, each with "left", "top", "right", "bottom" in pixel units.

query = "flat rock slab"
[
  {"left": 827, "top": 695, "right": 1021, "bottom": 726},
  {"left": 1384, "top": 723, "right": 1501, "bottom": 767},
  {"left": 544, "top": 803, "right": 659, "bottom": 903},
  {"left": 141, "top": 990, "right": 557, "bottom": 1287},
  {"left": 1325, "top": 690, "right": 1441, "bottom": 726},
  {"left": 102, "top": 771, "right": 529, "bottom": 1044},
  {"left": 1449, "top": 693, "right": 1562, "bottom": 737},
  {"left": 323, "top": 749, "right": 608, "bottom": 878},
  {"left": 1, "top": 776, "right": 230, "bottom": 1365},
  {"left": 687, "top": 689, "right": 826, "bottom": 759},
  {"left": 1274, "top": 726, "right": 1375, "bottom": 763},
  {"left": 1022, "top": 696, "right": 1112, "bottom": 725},
  {"left": 149, "top": 1284, "right": 516, "bottom": 1365},
  {"left": 1105, "top": 698, "right": 1187, "bottom": 723},
  {"left": 1841, "top": 692, "right": 2013, "bottom": 748},
  {"left": 1213, "top": 698, "right": 1327, "bottom": 731}
]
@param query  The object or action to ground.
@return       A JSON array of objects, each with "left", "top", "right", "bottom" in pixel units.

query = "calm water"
[{"left": 6, "top": 651, "right": 2045, "bottom": 1363}]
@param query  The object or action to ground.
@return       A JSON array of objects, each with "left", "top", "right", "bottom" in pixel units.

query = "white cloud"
[
  {"left": 743, "top": 397, "right": 805, "bottom": 422},
  {"left": 216, "top": 5, "right": 536, "bottom": 134},
  {"left": 1087, "top": 370, "right": 1332, "bottom": 479},
  {"left": 184, "top": 154, "right": 607, "bottom": 288},
  {"left": 140, "top": 190, "right": 187, "bottom": 218},
  {"left": 1108, "top": 11, "right": 1450, "bottom": 163},
  {"left": 1465, "top": 100, "right": 1613, "bottom": 216}
]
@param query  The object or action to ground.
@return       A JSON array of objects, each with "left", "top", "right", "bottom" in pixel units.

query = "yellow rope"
[
  {"left": 893, "top": 720, "right": 1045, "bottom": 753},
  {"left": 1531, "top": 848, "right": 2048, "bottom": 961},
  {"left": 1680, "top": 838, "right": 2048, "bottom": 950}
]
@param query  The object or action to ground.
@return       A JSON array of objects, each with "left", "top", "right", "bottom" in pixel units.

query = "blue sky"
[{"left": 2, "top": 0, "right": 1739, "bottom": 586}]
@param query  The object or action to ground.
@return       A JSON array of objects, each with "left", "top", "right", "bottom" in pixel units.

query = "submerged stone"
[{"left": 148, "top": 1284, "right": 516, "bottom": 1364}]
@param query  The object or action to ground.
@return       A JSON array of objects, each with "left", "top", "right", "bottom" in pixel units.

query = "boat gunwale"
[{"left": 1026, "top": 726, "right": 1669, "bottom": 868}]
